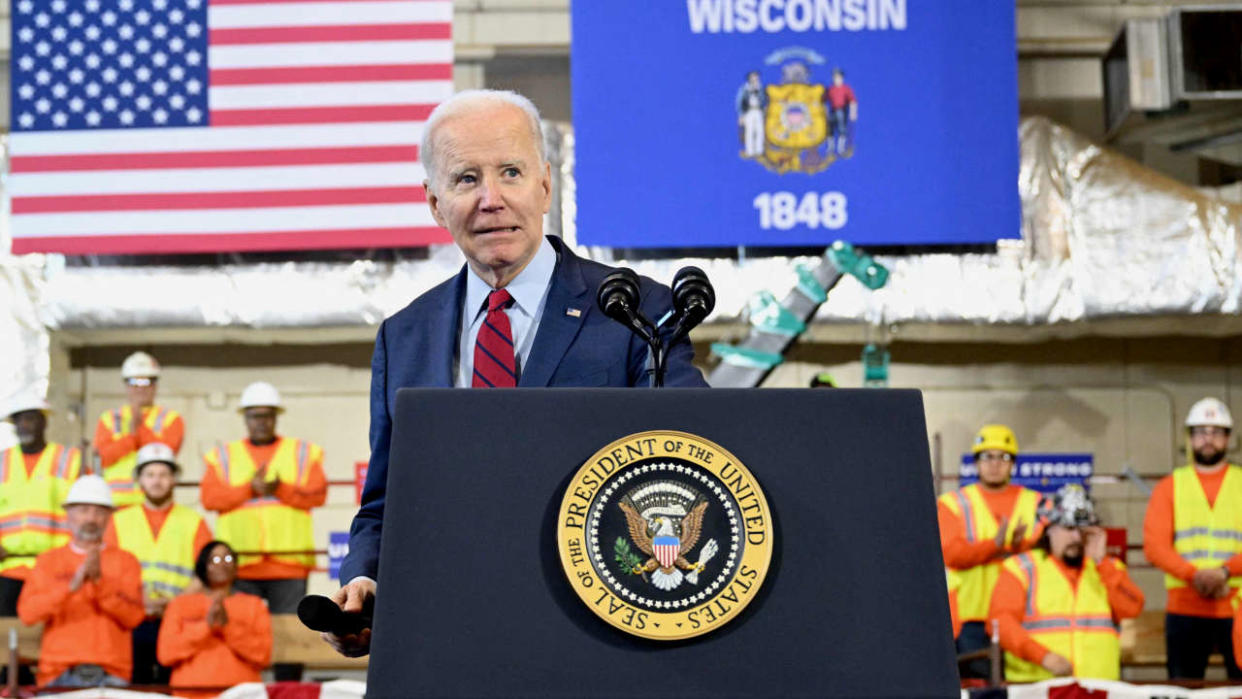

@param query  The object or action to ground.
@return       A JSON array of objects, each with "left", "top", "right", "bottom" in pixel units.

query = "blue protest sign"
[
  {"left": 571, "top": 1, "right": 1019, "bottom": 248},
  {"left": 959, "top": 453, "right": 1094, "bottom": 495}
]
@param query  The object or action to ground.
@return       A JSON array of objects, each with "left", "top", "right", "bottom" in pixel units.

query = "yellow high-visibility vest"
[
  {"left": 205, "top": 438, "right": 320, "bottom": 569},
  {"left": 0, "top": 444, "right": 81, "bottom": 574},
  {"left": 98, "top": 405, "right": 181, "bottom": 507},
  {"left": 1167, "top": 465, "right": 1242, "bottom": 591},
  {"left": 938, "top": 484, "right": 1042, "bottom": 621},
  {"left": 1002, "top": 550, "right": 1121, "bottom": 682},
  {"left": 112, "top": 503, "right": 204, "bottom": 599}
]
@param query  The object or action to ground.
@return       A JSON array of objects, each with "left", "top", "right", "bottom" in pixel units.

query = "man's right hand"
[
  {"left": 321, "top": 577, "right": 376, "bottom": 658},
  {"left": 1041, "top": 652, "right": 1072, "bottom": 676}
]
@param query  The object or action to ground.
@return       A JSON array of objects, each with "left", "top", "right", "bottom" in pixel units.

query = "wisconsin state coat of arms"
[
  {"left": 736, "top": 47, "right": 858, "bottom": 175},
  {"left": 557, "top": 430, "right": 774, "bottom": 640}
]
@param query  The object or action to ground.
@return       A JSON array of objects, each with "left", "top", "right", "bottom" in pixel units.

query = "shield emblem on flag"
[
  {"left": 653, "top": 536, "right": 680, "bottom": 568},
  {"left": 764, "top": 83, "right": 828, "bottom": 151}
]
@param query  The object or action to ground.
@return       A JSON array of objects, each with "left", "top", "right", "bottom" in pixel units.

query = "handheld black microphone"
[
  {"left": 297, "top": 594, "right": 372, "bottom": 636},
  {"left": 596, "top": 268, "right": 655, "bottom": 343},
  {"left": 669, "top": 266, "right": 716, "bottom": 335}
]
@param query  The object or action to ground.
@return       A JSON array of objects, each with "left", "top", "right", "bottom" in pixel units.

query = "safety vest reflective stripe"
[
  {"left": 1016, "top": 553, "right": 1037, "bottom": 616},
  {"left": 0, "top": 450, "right": 10, "bottom": 483},
  {"left": 1173, "top": 527, "right": 1242, "bottom": 541},
  {"left": 954, "top": 491, "right": 976, "bottom": 543},
  {"left": 54, "top": 448, "right": 71, "bottom": 479},
  {"left": 219, "top": 447, "right": 231, "bottom": 482},
  {"left": 1003, "top": 550, "right": 1121, "bottom": 682},
  {"left": 1167, "top": 465, "right": 1242, "bottom": 590},
  {"left": 1021, "top": 616, "right": 1119, "bottom": 632},
  {"left": 296, "top": 442, "right": 309, "bottom": 483},
  {"left": 0, "top": 515, "right": 64, "bottom": 529},
  {"left": 151, "top": 408, "right": 167, "bottom": 434},
  {"left": 140, "top": 560, "right": 195, "bottom": 578}
]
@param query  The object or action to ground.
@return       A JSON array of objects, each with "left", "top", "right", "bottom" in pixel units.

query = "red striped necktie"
[{"left": 472, "top": 289, "right": 517, "bottom": 388}]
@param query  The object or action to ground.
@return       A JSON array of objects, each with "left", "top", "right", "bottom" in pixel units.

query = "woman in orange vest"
[
  {"left": 990, "top": 485, "right": 1144, "bottom": 682},
  {"left": 158, "top": 541, "right": 272, "bottom": 698}
]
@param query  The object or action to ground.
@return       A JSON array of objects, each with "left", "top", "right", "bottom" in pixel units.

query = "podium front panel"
[{"left": 368, "top": 388, "right": 956, "bottom": 698}]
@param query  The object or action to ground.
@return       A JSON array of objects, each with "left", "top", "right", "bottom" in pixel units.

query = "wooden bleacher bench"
[
  {"left": 1120, "top": 610, "right": 1226, "bottom": 667},
  {"left": 0, "top": 615, "right": 367, "bottom": 671}
]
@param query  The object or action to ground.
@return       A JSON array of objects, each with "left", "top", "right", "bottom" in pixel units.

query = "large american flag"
[{"left": 8, "top": 0, "right": 453, "bottom": 255}]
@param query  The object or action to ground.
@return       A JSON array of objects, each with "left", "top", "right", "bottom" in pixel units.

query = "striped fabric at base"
[{"left": 9, "top": 0, "right": 453, "bottom": 254}]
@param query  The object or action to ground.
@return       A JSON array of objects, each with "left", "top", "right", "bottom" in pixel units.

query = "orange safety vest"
[
  {"left": 204, "top": 438, "right": 320, "bottom": 569},
  {"left": 938, "top": 483, "right": 1042, "bottom": 621},
  {"left": 112, "top": 504, "right": 204, "bottom": 599},
  {"left": 97, "top": 405, "right": 181, "bottom": 507},
  {"left": 0, "top": 444, "right": 81, "bottom": 575},
  {"left": 1002, "top": 550, "right": 1121, "bottom": 682},
  {"left": 1167, "top": 464, "right": 1242, "bottom": 591}
]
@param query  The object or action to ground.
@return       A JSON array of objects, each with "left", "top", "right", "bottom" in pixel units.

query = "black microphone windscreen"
[
  {"left": 597, "top": 268, "right": 642, "bottom": 321},
  {"left": 297, "top": 595, "right": 370, "bottom": 635},
  {"left": 671, "top": 266, "right": 716, "bottom": 321}
]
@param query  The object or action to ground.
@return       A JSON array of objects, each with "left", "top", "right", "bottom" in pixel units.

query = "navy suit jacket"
[{"left": 340, "top": 237, "right": 708, "bottom": 583}]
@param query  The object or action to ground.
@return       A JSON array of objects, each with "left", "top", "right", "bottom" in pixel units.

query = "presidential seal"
[{"left": 557, "top": 431, "right": 773, "bottom": 641}]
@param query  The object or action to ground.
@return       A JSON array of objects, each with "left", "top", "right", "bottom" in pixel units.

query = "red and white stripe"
[{"left": 9, "top": 0, "right": 453, "bottom": 255}]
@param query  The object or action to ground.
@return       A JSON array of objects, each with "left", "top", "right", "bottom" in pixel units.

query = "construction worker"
[
  {"left": 0, "top": 398, "right": 82, "bottom": 616},
  {"left": 201, "top": 381, "right": 325, "bottom": 682},
  {"left": 17, "top": 475, "right": 144, "bottom": 688},
  {"left": 990, "top": 484, "right": 1144, "bottom": 682},
  {"left": 93, "top": 352, "right": 185, "bottom": 507},
  {"left": 1144, "top": 397, "right": 1242, "bottom": 679},
  {"left": 937, "top": 424, "right": 1043, "bottom": 678},
  {"left": 159, "top": 541, "right": 273, "bottom": 697},
  {"left": 105, "top": 442, "right": 212, "bottom": 686}
]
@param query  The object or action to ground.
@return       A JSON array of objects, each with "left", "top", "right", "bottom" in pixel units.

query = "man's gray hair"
[{"left": 421, "top": 89, "right": 545, "bottom": 190}]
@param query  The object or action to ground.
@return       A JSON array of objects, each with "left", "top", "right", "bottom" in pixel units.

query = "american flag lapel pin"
[{"left": 566, "top": 308, "right": 582, "bottom": 318}]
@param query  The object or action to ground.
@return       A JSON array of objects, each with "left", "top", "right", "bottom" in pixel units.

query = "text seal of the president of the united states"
[{"left": 557, "top": 430, "right": 774, "bottom": 640}]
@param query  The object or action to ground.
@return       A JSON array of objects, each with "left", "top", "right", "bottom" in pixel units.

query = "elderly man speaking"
[{"left": 325, "top": 90, "right": 708, "bottom": 657}]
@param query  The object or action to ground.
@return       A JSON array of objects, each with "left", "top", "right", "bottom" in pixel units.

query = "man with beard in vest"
[
  {"left": 938, "top": 424, "right": 1043, "bottom": 678},
  {"left": 990, "top": 484, "right": 1144, "bottom": 682},
  {"left": 105, "top": 443, "right": 211, "bottom": 686},
  {"left": 1145, "top": 397, "right": 1242, "bottom": 679}
]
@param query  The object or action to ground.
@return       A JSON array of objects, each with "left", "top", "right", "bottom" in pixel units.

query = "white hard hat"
[
  {"left": 121, "top": 352, "right": 161, "bottom": 379},
  {"left": 238, "top": 381, "right": 284, "bottom": 412},
  {"left": 135, "top": 442, "right": 179, "bottom": 476},
  {"left": 1186, "top": 397, "right": 1234, "bottom": 430},
  {"left": 4, "top": 396, "right": 51, "bottom": 420},
  {"left": 64, "top": 475, "right": 114, "bottom": 509}
]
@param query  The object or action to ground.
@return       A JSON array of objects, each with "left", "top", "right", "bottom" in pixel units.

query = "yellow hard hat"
[{"left": 972, "top": 424, "right": 1018, "bottom": 456}]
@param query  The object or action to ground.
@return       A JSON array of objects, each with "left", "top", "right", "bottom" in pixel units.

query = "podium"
[{"left": 367, "top": 388, "right": 957, "bottom": 698}]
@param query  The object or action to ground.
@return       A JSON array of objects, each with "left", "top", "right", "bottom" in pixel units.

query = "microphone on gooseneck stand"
[
  {"left": 596, "top": 268, "right": 667, "bottom": 386},
  {"left": 667, "top": 266, "right": 716, "bottom": 345}
]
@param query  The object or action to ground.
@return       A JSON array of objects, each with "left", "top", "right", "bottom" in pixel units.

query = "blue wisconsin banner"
[{"left": 571, "top": 1, "right": 1018, "bottom": 248}]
